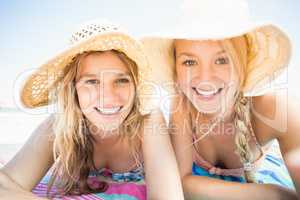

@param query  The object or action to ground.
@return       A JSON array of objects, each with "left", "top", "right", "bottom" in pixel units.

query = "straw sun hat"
[
  {"left": 20, "top": 19, "right": 156, "bottom": 115},
  {"left": 141, "top": 0, "right": 292, "bottom": 95}
]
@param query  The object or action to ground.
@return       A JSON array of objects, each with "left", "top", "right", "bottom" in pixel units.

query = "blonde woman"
[
  {"left": 0, "top": 20, "right": 183, "bottom": 200},
  {"left": 142, "top": 0, "right": 300, "bottom": 199}
]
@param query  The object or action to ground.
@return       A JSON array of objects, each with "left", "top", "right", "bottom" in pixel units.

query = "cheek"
[
  {"left": 223, "top": 74, "right": 240, "bottom": 102},
  {"left": 116, "top": 85, "right": 135, "bottom": 105},
  {"left": 176, "top": 67, "right": 190, "bottom": 87},
  {"left": 76, "top": 86, "right": 97, "bottom": 109},
  {"left": 217, "top": 66, "right": 236, "bottom": 83},
  {"left": 224, "top": 69, "right": 239, "bottom": 90}
]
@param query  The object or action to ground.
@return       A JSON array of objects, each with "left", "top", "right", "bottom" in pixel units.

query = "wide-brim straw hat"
[
  {"left": 141, "top": 0, "right": 292, "bottom": 95},
  {"left": 20, "top": 19, "right": 157, "bottom": 115}
]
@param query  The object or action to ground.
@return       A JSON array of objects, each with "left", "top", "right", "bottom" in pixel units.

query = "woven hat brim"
[
  {"left": 21, "top": 32, "right": 157, "bottom": 115},
  {"left": 141, "top": 23, "right": 292, "bottom": 96}
]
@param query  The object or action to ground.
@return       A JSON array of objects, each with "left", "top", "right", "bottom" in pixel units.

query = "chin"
[{"left": 194, "top": 103, "right": 222, "bottom": 114}]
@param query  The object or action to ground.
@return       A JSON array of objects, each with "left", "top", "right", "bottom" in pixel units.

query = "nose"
[
  {"left": 98, "top": 82, "right": 118, "bottom": 107},
  {"left": 190, "top": 62, "right": 215, "bottom": 83},
  {"left": 189, "top": 62, "right": 222, "bottom": 91}
]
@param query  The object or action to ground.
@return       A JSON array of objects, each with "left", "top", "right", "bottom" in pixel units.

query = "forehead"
[
  {"left": 174, "top": 39, "right": 224, "bottom": 55},
  {"left": 79, "top": 51, "right": 130, "bottom": 75}
]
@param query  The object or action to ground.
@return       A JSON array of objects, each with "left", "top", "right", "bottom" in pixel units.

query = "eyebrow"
[
  {"left": 117, "top": 72, "right": 131, "bottom": 77},
  {"left": 176, "top": 52, "right": 196, "bottom": 58},
  {"left": 216, "top": 50, "right": 226, "bottom": 55},
  {"left": 77, "top": 72, "right": 131, "bottom": 80},
  {"left": 176, "top": 50, "right": 227, "bottom": 58}
]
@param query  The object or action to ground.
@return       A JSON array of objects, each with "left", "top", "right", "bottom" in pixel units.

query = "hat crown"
[
  {"left": 69, "top": 20, "right": 126, "bottom": 45},
  {"left": 179, "top": 0, "right": 251, "bottom": 28}
]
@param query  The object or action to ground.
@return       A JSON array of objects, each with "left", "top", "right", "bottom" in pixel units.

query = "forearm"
[
  {"left": 142, "top": 112, "right": 184, "bottom": 200},
  {"left": 183, "top": 175, "right": 298, "bottom": 200},
  {"left": 0, "top": 189, "right": 47, "bottom": 200},
  {"left": 0, "top": 171, "right": 47, "bottom": 200}
]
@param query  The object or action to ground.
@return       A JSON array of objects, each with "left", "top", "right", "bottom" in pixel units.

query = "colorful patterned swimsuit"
[
  {"left": 32, "top": 165, "right": 146, "bottom": 200},
  {"left": 192, "top": 131, "right": 295, "bottom": 189}
]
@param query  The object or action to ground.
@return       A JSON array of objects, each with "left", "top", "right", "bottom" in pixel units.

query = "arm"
[
  {"left": 170, "top": 94, "right": 297, "bottom": 200},
  {"left": 183, "top": 175, "right": 296, "bottom": 200},
  {"left": 252, "top": 92, "right": 300, "bottom": 198},
  {"left": 285, "top": 148, "right": 300, "bottom": 198},
  {"left": 0, "top": 115, "right": 55, "bottom": 199},
  {"left": 142, "top": 109, "right": 184, "bottom": 200},
  {"left": 0, "top": 172, "right": 46, "bottom": 200},
  {"left": 277, "top": 97, "right": 300, "bottom": 197}
]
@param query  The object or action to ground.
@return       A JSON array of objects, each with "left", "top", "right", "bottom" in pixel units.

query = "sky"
[{"left": 0, "top": 0, "right": 300, "bottom": 107}]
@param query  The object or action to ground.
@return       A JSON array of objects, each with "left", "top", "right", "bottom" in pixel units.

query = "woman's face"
[
  {"left": 174, "top": 39, "right": 239, "bottom": 115},
  {"left": 75, "top": 51, "right": 135, "bottom": 133}
]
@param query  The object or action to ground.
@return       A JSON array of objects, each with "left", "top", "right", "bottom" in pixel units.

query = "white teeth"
[
  {"left": 196, "top": 88, "right": 218, "bottom": 96},
  {"left": 95, "top": 107, "right": 121, "bottom": 114}
]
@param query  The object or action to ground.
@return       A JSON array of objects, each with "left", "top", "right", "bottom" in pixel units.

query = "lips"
[
  {"left": 192, "top": 87, "right": 223, "bottom": 99},
  {"left": 94, "top": 106, "right": 123, "bottom": 115}
]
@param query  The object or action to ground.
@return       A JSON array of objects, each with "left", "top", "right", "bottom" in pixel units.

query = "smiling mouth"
[
  {"left": 94, "top": 106, "right": 123, "bottom": 115},
  {"left": 192, "top": 87, "right": 223, "bottom": 98}
]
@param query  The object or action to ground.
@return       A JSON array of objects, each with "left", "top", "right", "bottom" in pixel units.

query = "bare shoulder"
[{"left": 251, "top": 92, "right": 300, "bottom": 144}]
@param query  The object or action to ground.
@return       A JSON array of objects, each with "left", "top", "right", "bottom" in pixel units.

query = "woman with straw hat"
[
  {"left": 142, "top": 0, "right": 300, "bottom": 199},
  {"left": 0, "top": 20, "right": 184, "bottom": 200}
]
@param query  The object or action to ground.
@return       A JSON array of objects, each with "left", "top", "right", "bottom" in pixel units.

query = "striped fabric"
[
  {"left": 255, "top": 144, "right": 295, "bottom": 189},
  {"left": 192, "top": 142, "right": 295, "bottom": 189},
  {"left": 32, "top": 167, "right": 146, "bottom": 200}
]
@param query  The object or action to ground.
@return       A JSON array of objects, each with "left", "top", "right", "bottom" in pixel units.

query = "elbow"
[
  {"left": 181, "top": 174, "right": 199, "bottom": 200},
  {"left": 0, "top": 170, "right": 11, "bottom": 192},
  {"left": 0, "top": 169, "right": 24, "bottom": 191},
  {"left": 0, "top": 170, "right": 9, "bottom": 186}
]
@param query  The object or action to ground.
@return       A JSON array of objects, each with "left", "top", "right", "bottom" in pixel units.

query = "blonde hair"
[
  {"left": 173, "top": 36, "right": 257, "bottom": 182},
  {"left": 222, "top": 36, "right": 256, "bottom": 182},
  {"left": 47, "top": 50, "right": 143, "bottom": 196}
]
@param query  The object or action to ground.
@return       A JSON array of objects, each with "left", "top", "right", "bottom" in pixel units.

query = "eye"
[
  {"left": 215, "top": 57, "right": 229, "bottom": 65},
  {"left": 115, "top": 78, "right": 130, "bottom": 84},
  {"left": 182, "top": 59, "right": 197, "bottom": 67},
  {"left": 85, "top": 79, "right": 99, "bottom": 85}
]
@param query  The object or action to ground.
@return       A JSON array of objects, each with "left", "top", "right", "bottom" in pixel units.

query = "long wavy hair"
[
  {"left": 222, "top": 36, "right": 256, "bottom": 182},
  {"left": 47, "top": 50, "right": 144, "bottom": 196},
  {"left": 173, "top": 36, "right": 257, "bottom": 182}
]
